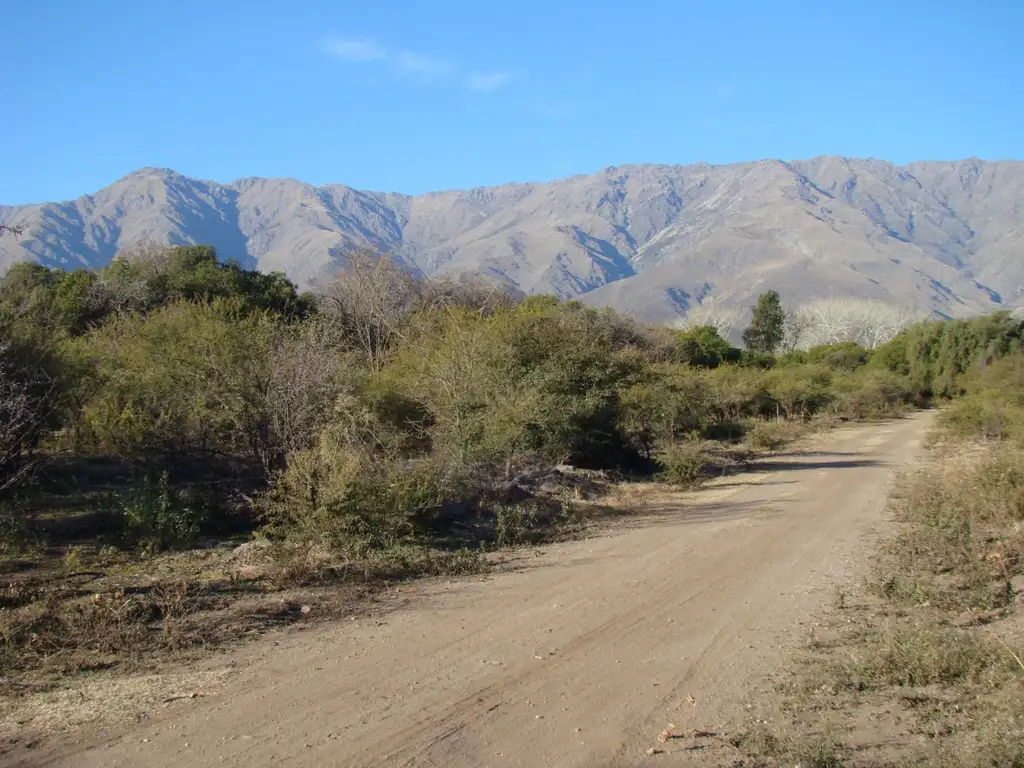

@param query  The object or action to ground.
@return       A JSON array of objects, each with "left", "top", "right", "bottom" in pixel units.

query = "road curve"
[{"left": 27, "top": 413, "right": 932, "bottom": 768}]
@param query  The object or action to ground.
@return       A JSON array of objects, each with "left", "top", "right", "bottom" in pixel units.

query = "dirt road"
[{"left": 28, "top": 414, "right": 931, "bottom": 768}]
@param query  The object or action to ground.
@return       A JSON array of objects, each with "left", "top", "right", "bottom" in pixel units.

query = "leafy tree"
[
  {"left": 72, "top": 299, "right": 280, "bottom": 474},
  {"left": 764, "top": 366, "right": 834, "bottom": 421},
  {"left": 0, "top": 264, "right": 103, "bottom": 335},
  {"left": 0, "top": 245, "right": 314, "bottom": 338},
  {"left": 666, "top": 326, "right": 741, "bottom": 368},
  {"left": 804, "top": 342, "right": 870, "bottom": 372},
  {"left": 742, "top": 291, "right": 786, "bottom": 354}
]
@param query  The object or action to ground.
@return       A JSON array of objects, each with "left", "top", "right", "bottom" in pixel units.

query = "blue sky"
[{"left": 2, "top": 0, "right": 1021, "bottom": 204}]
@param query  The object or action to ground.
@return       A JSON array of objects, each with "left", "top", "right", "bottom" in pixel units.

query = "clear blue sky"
[{"left": 2, "top": 0, "right": 1021, "bottom": 204}]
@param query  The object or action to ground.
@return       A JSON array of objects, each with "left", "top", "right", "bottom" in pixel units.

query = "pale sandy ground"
[{"left": 11, "top": 413, "right": 932, "bottom": 768}]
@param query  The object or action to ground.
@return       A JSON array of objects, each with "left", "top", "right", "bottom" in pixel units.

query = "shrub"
[
  {"left": 831, "top": 369, "right": 915, "bottom": 420},
  {"left": 494, "top": 503, "right": 539, "bottom": 548},
  {"left": 259, "top": 434, "right": 466, "bottom": 556},
  {"left": 619, "top": 364, "right": 710, "bottom": 457},
  {"left": 116, "top": 471, "right": 208, "bottom": 552},
  {"left": 659, "top": 439, "right": 709, "bottom": 488},
  {"left": 746, "top": 420, "right": 805, "bottom": 452}
]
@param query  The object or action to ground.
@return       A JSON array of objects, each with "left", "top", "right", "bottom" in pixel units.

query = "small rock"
[{"left": 645, "top": 747, "right": 663, "bottom": 756}]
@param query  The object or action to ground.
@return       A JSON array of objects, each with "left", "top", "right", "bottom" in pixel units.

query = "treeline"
[{"left": 1, "top": 245, "right": 1022, "bottom": 556}]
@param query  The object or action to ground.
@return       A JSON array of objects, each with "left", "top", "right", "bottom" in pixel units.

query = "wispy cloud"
[
  {"left": 468, "top": 72, "right": 512, "bottom": 92},
  {"left": 395, "top": 50, "right": 454, "bottom": 78},
  {"left": 323, "top": 36, "right": 387, "bottom": 62},
  {"left": 322, "top": 34, "right": 512, "bottom": 92}
]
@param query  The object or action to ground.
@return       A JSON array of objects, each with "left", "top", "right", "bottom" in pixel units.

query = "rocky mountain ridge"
[{"left": 2, "top": 157, "right": 1021, "bottom": 321}]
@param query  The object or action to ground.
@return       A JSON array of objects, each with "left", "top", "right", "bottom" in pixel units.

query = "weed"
[{"left": 116, "top": 471, "right": 208, "bottom": 552}]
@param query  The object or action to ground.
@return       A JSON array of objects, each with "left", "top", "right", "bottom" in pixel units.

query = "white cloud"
[
  {"left": 468, "top": 72, "right": 512, "bottom": 92},
  {"left": 323, "top": 36, "right": 388, "bottom": 62},
  {"left": 322, "top": 34, "right": 512, "bottom": 92},
  {"left": 395, "top": 50, "right": 453, "bottom": 78}
]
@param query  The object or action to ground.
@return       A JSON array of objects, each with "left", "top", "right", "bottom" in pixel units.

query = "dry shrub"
[
  {"left": 659, "top": 440, "right": 710, "bottom": 488},
  {"left": 259, "top": 433, "right": 467, "bottom": 556},
  {"left": 882, "top": 445, "right": 1024, "bottom": 610},
  {"left": 745, "top": 419, "right": 809, "bottom": 452},
  {"left": 0, "top": 582, "right": 200, "bottom": 684}
]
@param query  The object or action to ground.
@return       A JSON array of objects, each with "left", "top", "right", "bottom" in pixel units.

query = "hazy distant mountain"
[{"left": 1, "top": 157, "right": 1021, "bottom": 322}]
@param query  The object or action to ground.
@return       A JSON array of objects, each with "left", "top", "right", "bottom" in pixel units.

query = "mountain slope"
[{"left": 1, "top": 157, "right": 1021, "bottom": 321}]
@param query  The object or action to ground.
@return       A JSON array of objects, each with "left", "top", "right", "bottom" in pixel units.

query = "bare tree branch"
[
  {"left": 670, "top": 303, "right": 741, "bottom": 339},
  {"left": 792, "top": 298, "right": 919, "bottom": 349}
]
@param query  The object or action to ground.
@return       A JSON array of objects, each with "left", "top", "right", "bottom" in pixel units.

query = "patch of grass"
[
  {"left": 820, "top": 614, "right": 1016, "bottom": 691},
  {"left": 731, "top": 723, "right": 845, "bottom": 768},
  {"left": 879, "top": 445, "right": 1024, "bottom": 611}
]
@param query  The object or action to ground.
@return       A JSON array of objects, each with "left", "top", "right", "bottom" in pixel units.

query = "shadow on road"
[{"left": 753, "top": 458, "right": 887, "bottom": 472}]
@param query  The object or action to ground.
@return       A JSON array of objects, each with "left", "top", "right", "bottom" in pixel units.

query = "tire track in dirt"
[{"left": 20, "top": 413, "right": 933, "bottom": 768}]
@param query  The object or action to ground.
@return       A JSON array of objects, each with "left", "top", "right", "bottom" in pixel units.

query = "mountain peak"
[{"left": 1, "top": 159, "right": 1021, "bottom": 321}]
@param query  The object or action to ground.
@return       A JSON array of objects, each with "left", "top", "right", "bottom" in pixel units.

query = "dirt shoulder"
[{"left": 8, "top": 414, "right": 933, "bottom": 768}]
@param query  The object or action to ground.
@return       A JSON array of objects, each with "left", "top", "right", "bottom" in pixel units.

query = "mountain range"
[{"left": 1, "top": 157, "right": 1021, "bottom": 322}]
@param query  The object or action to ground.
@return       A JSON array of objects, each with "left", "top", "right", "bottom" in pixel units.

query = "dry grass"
[
  {"left": 879, "top": 444, "right": 1024, "bottom": 612},
  {"left": 730, "top": 723, "right": 845, "bottom": 768},
  {"left": 2, "top": 667, "right": 232, "bottom": 743},
  {"left": 728, "top": 431, "right": 1024, "bottom": 767}
]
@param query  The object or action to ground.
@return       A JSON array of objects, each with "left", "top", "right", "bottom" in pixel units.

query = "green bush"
[
  {"left": 619, "top": 364, "right": 710, "bottom": 457},
  {"left": 764, "top": 365, "right": 833, "bottom": 420},
  {"left": 831, "top": 369, "right": 915, "bottom": 420},
  {"left": 940, "top": 355, "right": 1024, "bottom": 444},
  {"left": 117, "top": 471, "right": 208, "bottom": 552},
  {"left": 805, "top": 342, "right": 870, "bottom": 371},
  {"left": 659, "top": 439, "right": 709, "bottom": 488},
  {"left": 373, "top": 300, "right": 644, "bottom": 472},
  {"left": 664, "top": 325, "right": 740, "bottom": 368},
  {"left": 259, "top": 433, "right": 465, "bottom": 555},
  {"left": 746, "top": 420, "right": 805, "bottom": 452}
]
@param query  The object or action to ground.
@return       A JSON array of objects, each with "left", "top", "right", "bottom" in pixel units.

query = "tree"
[
  {"left": 792, "top": 298, "right": 917, "bottom": 350},
  {"left": 671, "top": 303, "right": 741, "bottom": 340},
  {"left": 320, "top": 250, "right": 425, "bottom": 372},
  {"left": 0, "top": 224, "right": 22, "bottom": 237},
  {"left": 742, "top": 291, "right": 786, "bottom": 354},
  {"left": 667, "top": 325, "right": 740, "bottom": 368},
  {"left": 0, "top": 335, "right": 57, "bottom": 495}
]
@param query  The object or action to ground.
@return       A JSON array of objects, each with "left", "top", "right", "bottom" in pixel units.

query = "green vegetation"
[
  {"left": 743, "top": 290, "right": 786, "bottom": 353},
  {"left": 3, "top": 243, "right": 1024, "bottom": 723}
]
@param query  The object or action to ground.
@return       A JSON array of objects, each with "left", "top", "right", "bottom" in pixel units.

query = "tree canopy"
[{"left": 742, "top": 291, "right": 786, "bottom": 353}]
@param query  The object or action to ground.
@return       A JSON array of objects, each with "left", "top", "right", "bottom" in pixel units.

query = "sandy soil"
[{"left": 14, "top": 413, "right": 932, "bottom": 768}]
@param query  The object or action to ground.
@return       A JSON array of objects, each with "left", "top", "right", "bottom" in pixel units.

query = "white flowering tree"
[
  {"left": 670, "top": 303, "right": 742, "bottom": 340},
  {"left": 793, "top": 298, "right": 919, "bottom": 349}
]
